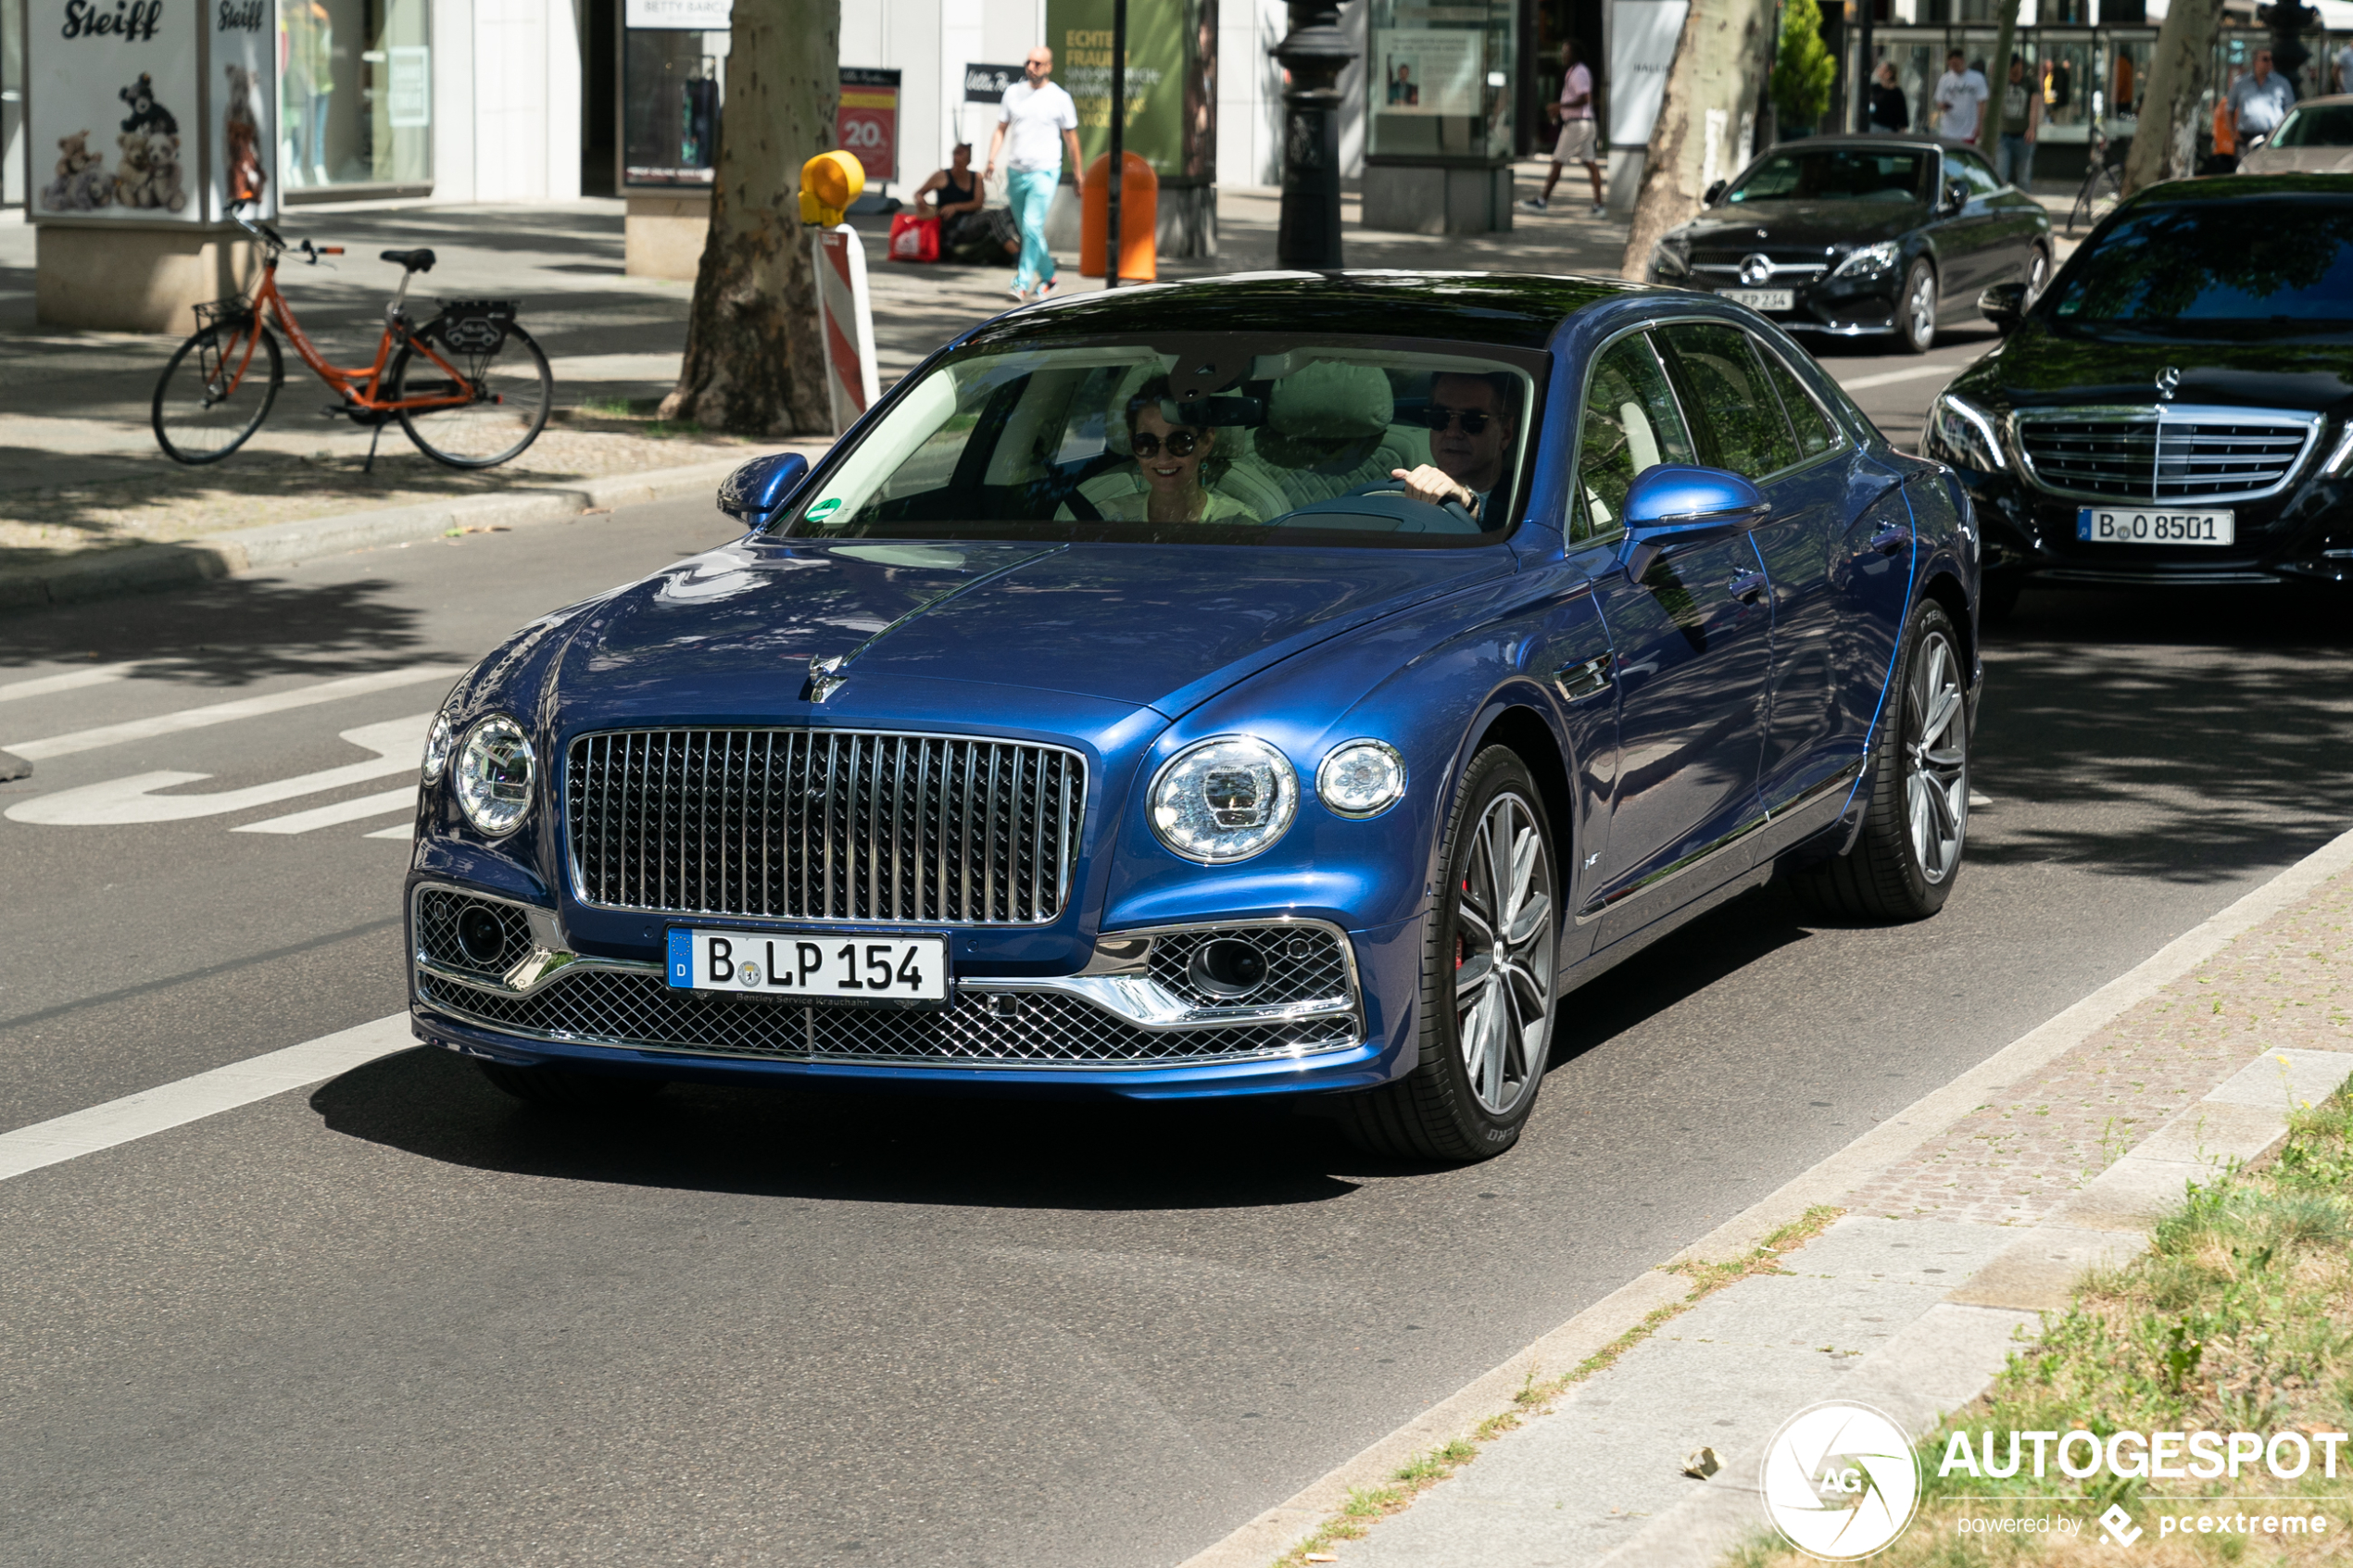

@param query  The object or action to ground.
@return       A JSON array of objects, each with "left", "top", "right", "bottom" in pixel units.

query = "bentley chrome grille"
[
  {"left": 2013, "top": 405, "right": 2320, "bottom": 505},
  {"left": 566, "top": 729, "right": 1086, "bottom": 924}
]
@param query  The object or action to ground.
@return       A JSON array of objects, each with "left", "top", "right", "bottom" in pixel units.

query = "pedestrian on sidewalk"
[
  {"left": 1521, "top": 39, "right": 1605, "bottom": 216},
  {"left": 1933, "top": 48, "right": 1988, "bottom": 144},
  {"left": 1995, "top": 55, "right": 2040, "bottom": 187},
  {"left": 982, "top": 47, "right": 1084, "bottom": 304},
  {"left": 1866, "top": 60, "right": 1910, "bottom": 132},
  {"left": 2229, "top": 48, "right": 2296, "bottom": 149}
]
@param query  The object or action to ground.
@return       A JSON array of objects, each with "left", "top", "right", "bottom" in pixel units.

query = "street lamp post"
[
  {"left": 1107, "top": 0, "right": 1126, "bottom": 286},
  {"left": 1273, "top": 0, "right": 1355, "bottom": 270}
]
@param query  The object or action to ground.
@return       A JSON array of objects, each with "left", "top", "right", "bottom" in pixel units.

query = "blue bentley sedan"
[{"left": 406, "top": 273, "right": 1981, "bottom": 1161}]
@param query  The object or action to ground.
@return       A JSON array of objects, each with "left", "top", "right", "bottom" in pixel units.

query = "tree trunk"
[
  {"left": 1982, "top": 0, "right": 2020, "bottom": 147},
  {"left": 661, "top": 0, "right": 839, "bottom": 435},
  {"left": 2122, "top": 0, "right": 2224, "bottom": 194},
  {"left": 1620, "top": 0, "right": 1779, "bottom": 281}
]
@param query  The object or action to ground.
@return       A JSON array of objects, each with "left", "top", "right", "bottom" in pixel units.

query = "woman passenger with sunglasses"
[
  {"left": 1097, "top": 377, "right": 1256, "bottom": 525},
  {"left": 1392, "top": 371, "right": 1518, "bottom": 520}
]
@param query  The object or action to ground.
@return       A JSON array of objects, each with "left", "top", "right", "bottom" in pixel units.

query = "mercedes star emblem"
[
  {"left": 1739, "top": 254, "right": 1774, "bottom": 287},
  {"left": 2156, "top": 365, "right": 2183, "bottom": 401}
]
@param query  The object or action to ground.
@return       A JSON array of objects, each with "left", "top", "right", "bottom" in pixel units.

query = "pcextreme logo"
[{"left": 1761, "top": 1401, "right": 1922, "bottom": 1561}]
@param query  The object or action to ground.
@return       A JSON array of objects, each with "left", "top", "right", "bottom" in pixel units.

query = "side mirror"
[
  {"left": 716, "top": 450, "right": 812, "bottom": 527},
  {"left": 1978, "top": 281, "right": 2028, "bottom": 334},
  {"left": 1619, "top": 464, "right": 1771, "bottom": 579},
  {"left": 1940, "top": 178, "right": 1969, "bottom": 214},
  {"left": 1704, "top": 180, "right": 1729, "bottom": 206}
]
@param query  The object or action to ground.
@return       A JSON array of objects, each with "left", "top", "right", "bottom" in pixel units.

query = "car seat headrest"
[{"left": 1266, "top": 362, "right": 1394, "bottom": 439}]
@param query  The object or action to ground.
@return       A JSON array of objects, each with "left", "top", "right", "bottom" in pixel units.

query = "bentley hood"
[{"left": 545, "top": 536, "right": 1513, "bottom": 729}]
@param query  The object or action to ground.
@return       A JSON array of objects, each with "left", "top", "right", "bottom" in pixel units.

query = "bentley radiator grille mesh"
[
  {"left": 419, "top": 971, "right": 1353, "bottom": 1067},
  {"left": 566, "top": 729, "right": 1085, "bottom": 925}
]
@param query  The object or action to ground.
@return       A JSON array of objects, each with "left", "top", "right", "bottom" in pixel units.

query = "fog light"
[
  {"left": 1189, "top": 938, "right": 1269, "bottom": 998},
  {"left": 457, "top": 905, "right": 508, "bottom": 967}
]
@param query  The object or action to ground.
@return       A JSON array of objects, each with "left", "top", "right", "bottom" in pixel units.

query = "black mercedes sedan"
[
  {"left": 1926, "top": 173, "right": 2353, "bottom": 614},
  {"left": 1647, "top": 135, "right": 2053, "bottom": 354}
]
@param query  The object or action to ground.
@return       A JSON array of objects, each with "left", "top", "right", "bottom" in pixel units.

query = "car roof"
[
  {"left": 959, "top": 270, "right": 1655, "bottom": 352},
  {"left": 2134, "top": 170, "right": 2353, "bottom": 203}
]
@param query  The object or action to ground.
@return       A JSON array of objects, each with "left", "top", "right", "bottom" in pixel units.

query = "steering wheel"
[{"left": 1344, "top": 478, "right": 1479, "bottom": 532}]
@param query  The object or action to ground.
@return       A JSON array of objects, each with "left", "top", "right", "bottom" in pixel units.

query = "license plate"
[
  {"left": 1718, "top": 288, "right": 1795, "bottom": 311},
  {"left": 666, "top": 928, "right": 949, "bottom": 1005},
  {"left": 2075, "top": 507, "right": 2236, "bottom": 546}
]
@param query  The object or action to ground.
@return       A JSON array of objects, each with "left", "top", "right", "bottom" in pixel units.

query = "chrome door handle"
[
  {"left": 1869, "top": 525, "right": 1911, "bottom": 556},
  {"left": 1728, "top": 571, "right": 1768, "bottom": 604}
]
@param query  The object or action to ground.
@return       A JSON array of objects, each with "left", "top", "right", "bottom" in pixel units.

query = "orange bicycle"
[{"left": 152, "top": 205, "right": 552, "bottom": 470}]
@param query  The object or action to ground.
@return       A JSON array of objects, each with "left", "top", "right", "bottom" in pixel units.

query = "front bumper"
[
  {"left": 407, "top": 882, "right": 1418, "bottom": 1100},
  {"left": 1652, "top": 262, "right": 1903, "bottom": 336},
  {"left": 1951, "top": 462, "right": 2353, "bottom": 587}
]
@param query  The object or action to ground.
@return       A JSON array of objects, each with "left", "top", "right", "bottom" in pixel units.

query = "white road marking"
[
  {"left": 363, "top": 822, "right": 415, "bottom": 840},
  {"left": 0, "top": 663, "right": 137, "bottom": 704},
  {"left": 1836, "top": 360, "right": 1974, "bottom": 392},
  {"left": 6, "top": 714, "right": 428, "bottom": 826},
  {"left": 0, "top": 1014, "right": 413, "bottom": 1185},
  {"left": 234, "top": 785, "right": 419, "bottom": 835},
  {"left": 1, "top": 663, "right": 464, "bottom": 761}
]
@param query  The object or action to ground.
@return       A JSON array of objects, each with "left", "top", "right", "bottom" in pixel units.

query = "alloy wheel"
[
  {"left": 1452, "top": 790, "right": 1554, "bottom": 1117},
  {"left": 1904, "top": 631, "right": 1968, "bottom": 884},
  {"left": 1907, "top": 270, "right": 1936, "bottom": 347}
]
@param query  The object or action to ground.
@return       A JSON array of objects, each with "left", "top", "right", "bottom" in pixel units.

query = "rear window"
[
  {"left": 1726, "top": 149, "right": 1931, "bottom": 204},
  {"left": 2045, "top": 200, "right": 2353, "bottom": 332}
]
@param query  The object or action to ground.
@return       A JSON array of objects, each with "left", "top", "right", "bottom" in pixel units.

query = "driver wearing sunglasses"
[{"left": 1392, "top": 371, "right": 1518, "bottom": 519}]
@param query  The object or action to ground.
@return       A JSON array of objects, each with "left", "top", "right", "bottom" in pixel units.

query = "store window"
[
  {"left": 1366, "top": 0, "right": 1516, "bottom": 163},
  {"left": 623, "top": 13, "right": 728, "bottom": 187},
  {"left": 278, "top": 0, "right": 432, "bottom": 192}
]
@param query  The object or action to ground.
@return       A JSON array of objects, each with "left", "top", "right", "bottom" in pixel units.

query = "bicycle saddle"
[{"left": 379, "top": 248, "right": 437, "bottom": 272}]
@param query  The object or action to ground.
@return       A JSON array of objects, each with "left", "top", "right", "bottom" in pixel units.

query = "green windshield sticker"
[{"left": 807, "top": 496, "right": 845, "bottom": 521}]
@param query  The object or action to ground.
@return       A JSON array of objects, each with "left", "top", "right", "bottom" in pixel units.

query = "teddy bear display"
[
  {"left": 119, "top": 74, "right": 181, "bottom": 137},
  {"left": 222, "top": 63, "right": 268, "bottom": 205},
  {"left": 116, "top": 130, "right": 189, "bottom": 211},
  {"left": 39, "top": 131, "right": 113, "bottom": 212}
]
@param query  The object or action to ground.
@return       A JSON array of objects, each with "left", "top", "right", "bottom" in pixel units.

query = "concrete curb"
[
  {"left": 1176, "top": 825, "right": 2353, "bottom": 1568},
  {"left": 0, "top": 456, "right": 761, "bottom": 615}
]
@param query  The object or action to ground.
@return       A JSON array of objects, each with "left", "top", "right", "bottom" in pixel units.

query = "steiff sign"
[{"left": 23, "top": 0, "right": 277, "bottom": 223}]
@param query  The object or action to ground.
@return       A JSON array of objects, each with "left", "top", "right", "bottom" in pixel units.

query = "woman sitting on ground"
[{"left": 914, "top": 144, "right": 1017, "bottom": 261}]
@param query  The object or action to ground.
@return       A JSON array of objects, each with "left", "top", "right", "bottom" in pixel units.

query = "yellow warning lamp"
[{"left": 799, "top": 150, "right": 865, "bottom": 226}]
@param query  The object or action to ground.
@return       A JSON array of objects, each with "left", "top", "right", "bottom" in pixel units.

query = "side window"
[
  {"left": 1955, "top": 150, "right": 2003, "bottom": 196},
  {"left": 1572, "top": 332, "right": 1695, "bottom": 541},
  {"left": 1657, "top": 322, "right": 1800, "bottom": 480},
  {"left": 1755, "top": 341, "right": 1842, "bottom": 460}
]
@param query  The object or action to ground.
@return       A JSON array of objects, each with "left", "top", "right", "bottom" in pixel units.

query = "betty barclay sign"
[
  {"left": 1043, "top": 0, "right": 1214, "bottom": 179},
  {"left": 25, "top": 0, "right": 277, "bottom": 223}
]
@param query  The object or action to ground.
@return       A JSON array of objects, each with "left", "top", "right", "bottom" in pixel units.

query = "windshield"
[
  {"left": 780, "top": 340, "right": 1540, "bottom": 548},
  {"left": 1726, "top": 148, "right": 1931, "bottom": 204},
  {"left": 2273, "top": 105, "right": 2353, "bottom": 147},
  {"left": 2045, "top": 200, "right": 2353, "bottom": 332}
]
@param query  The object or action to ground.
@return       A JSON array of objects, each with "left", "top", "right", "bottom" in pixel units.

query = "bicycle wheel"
[
  {"left": 391, "top": 319, "right": 552, "bottom": 469},
  {"left": 152, "top": 322, "right": 281, "bottom": 464},
  {"left": 2069, "top": 166, "right": 2122, "bottom": 236}
]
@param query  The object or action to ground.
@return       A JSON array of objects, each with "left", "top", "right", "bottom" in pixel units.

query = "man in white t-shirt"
[
  {"left": 1934, "top": 49, "right": 1989, "bottom": 143},
  {"left": 1520, "top": 38, "right": 1605, "bottom": 216},
  {"left": 983, "top": 47, "right": 1084, "bottom": 303}
]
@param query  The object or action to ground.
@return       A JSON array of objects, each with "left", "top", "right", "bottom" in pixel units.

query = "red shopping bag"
[{"left": 887, "top": 213, "right": 940, "bottom": 263}]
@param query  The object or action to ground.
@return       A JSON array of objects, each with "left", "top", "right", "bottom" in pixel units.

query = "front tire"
[
  {"left": 153, "top": 323, "right": 281, "bottom": 464},
  {"left": 2023, "top": 242, "right": 2052, "bottom": 304},
  {"left": 1897, "top": 259, "right": 1938, "bottom": 354},
  {"left": 1791, "top": 600, "right": 1969, "bottom": 921},
  {"left": 1338, "top": 747, "right": 1558, "bottom": 1162}
]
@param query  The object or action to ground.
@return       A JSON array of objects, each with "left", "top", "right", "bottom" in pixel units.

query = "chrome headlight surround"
[
  {"left": 1832, "top": 240, "right": 1902, "bottom": 281},
  {"left": 1647, "top": 239, "right": 1691, "bottom": 282},
  {"left": 422, "top": 710, "right": 456, "bottom": 784},
  {"left": 1923, "top": 394, "right": 2007, "bottom": 473},
  {"left": 1149, "top": 735, "right": 1299, "bottom": 864},
  {"left": 1315, "top": 739, "right": 1407, "bottom": 819},
  {"left": 2323, "top": 420, "right": 2353, "bottom": 478},
  {"left": 455, "top": 715, "right": 535, "bottom": 837}
]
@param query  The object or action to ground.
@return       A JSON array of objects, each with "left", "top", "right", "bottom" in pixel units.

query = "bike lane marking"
[
  {"left": 6, "top": 714, "right": 427, "bottom": 826},
  {"left": 0, "top": 663, "right": 462, "bottom": 762},
  {"left": 0, "top": 1013, "right": 413, "bottom": 1185},
  {"left": 1837, "top": 358, "right": 1978, "bottom": 392},
  {"left": 234, "top": 785, "right": 418, "bottom": 834},
  {"left": 0, "top": 663, "right": 138, "bottom": 704}
]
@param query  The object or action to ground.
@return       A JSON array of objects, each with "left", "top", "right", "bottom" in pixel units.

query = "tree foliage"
[{"left": 1769, "top": 0, "right": 1837, "bottom": 132}]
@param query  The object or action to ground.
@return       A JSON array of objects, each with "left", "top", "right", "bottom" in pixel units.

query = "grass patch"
[
  {"left": 1269, "top": 1206, "right": 1843, "bottom": 1567},
  {"left": 1728, "top": 1070, "right": 2353, "bottom": 1566}
]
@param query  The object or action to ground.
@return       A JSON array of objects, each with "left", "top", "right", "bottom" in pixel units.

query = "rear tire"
[
  {"left": 153, "top": 323, "right": 281, "bottom": 464},
  {"left": 1790, "top": 600, "right": 1969, "bottom": 922},
  {"left": 475, "top": 1059, "right": 664, "bottom": 1110},
  {"left": 1338, "top": 747, "right": 1558, "bottom": 1162},
  {"left": 392, "top": 319, "right": 552, "bottom": 469}
]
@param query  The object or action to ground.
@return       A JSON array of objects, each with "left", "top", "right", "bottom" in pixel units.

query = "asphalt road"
[{"left": 6, "top": 340, "right": 2351, "bottom": 1568}]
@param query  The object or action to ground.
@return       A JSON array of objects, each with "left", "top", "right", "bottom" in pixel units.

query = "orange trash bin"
[{"left": 1080, "top": 152, "right": 1158, "bottom": 282}]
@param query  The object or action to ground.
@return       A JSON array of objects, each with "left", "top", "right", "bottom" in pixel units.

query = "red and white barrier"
[{"left": 813, "top": 225, "right": 881, "bottom": 434}]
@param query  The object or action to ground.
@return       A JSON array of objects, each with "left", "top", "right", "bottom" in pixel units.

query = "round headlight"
[
  {"left": 421, "top": 710, "right": 456, "bottom": 784},
  {"left": 1149, "top": 735, "right": 1298, "bottom": 863},
  {"left": 1316, "top": 739, "right": 1407, "bottom": 818},
  {"left": 455, "top": 715, "right": 535, "bottom": 836}
]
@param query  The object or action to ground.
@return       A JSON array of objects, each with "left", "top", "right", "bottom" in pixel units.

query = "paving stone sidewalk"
[{"left": 1302, "top": 861, "right": 2353, "bottom": 1568}]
